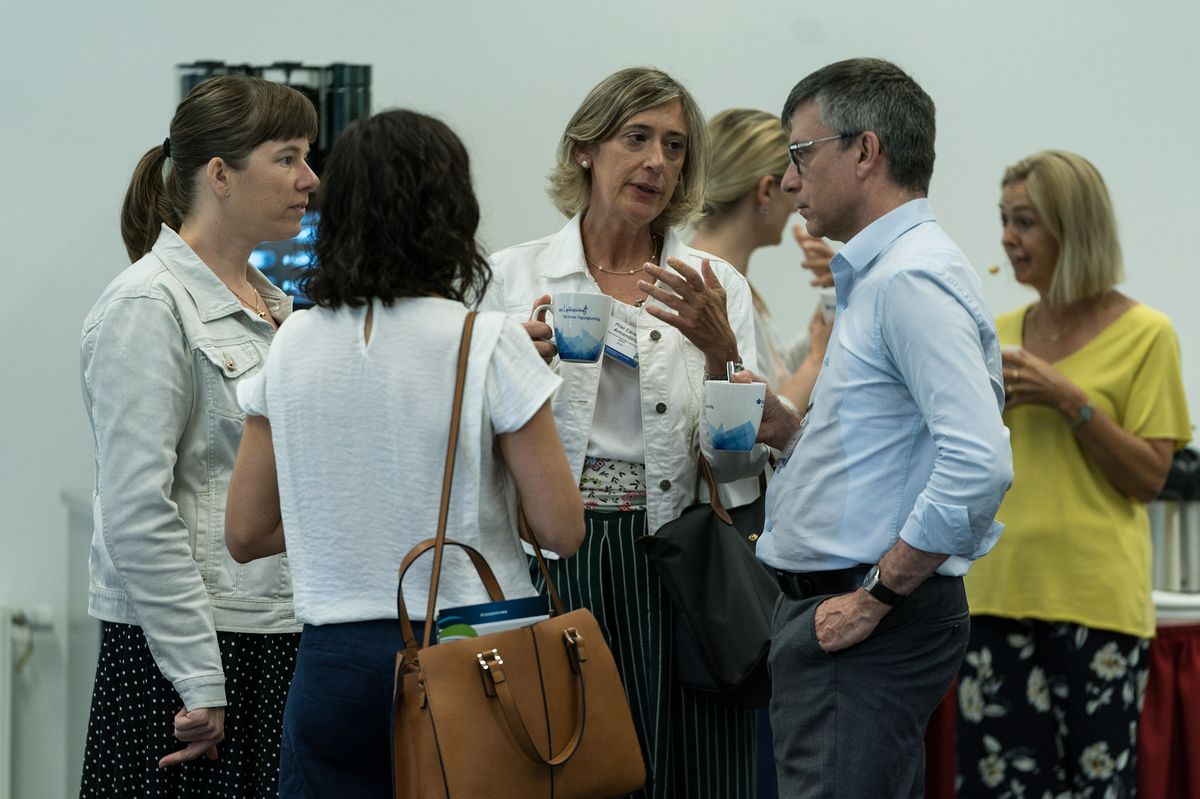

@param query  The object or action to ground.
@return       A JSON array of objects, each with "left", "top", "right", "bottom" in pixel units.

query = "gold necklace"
[
  {"left": 585, "top": 234, "right": 660, "bottom": 275},
  {"left": 1029, "top": 309, "right": 1070, "bottom": 342},
  {"left": 1029, "top": 293, "right": 1107, "bottom": 343},
  {"left": 230, "top": 283, "right": 268, "bottom": 319}
]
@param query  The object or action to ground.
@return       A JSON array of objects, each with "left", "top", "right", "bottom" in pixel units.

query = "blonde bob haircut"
[
  {"left": 1003, "top": 150, "right": 1123, "bottom": 306},
  {"left": 547, "top": 67, "right": 708, "bottom": 230},
  {"left": 700, "top": 108, "right": 790, "bottom": 221}
]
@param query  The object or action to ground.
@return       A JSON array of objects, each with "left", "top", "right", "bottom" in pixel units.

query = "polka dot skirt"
[{"left": 80, "top": 621, "right": 300, "bottom": 798}]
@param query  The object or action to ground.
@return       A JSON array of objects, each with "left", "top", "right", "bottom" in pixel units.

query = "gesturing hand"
[
  {"left": 158, "top": 706, "right": 225, "bottom": 767},
  {"left": 639, "top": 257, "right": 739, "bottom": 373},
  {"left": 794, "top": 224, "right": 835, "bottom": 288}
]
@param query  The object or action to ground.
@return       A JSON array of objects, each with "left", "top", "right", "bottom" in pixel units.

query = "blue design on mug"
[
  {"left": 557, "top": 328, "right": 605, "bottom": 362},
  {"left": 708, "top": 420, "right": 758, "bottom": 451}
]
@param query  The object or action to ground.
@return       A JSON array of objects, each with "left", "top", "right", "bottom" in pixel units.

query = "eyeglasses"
[{"left": 787, "top": 132, "right": 861, "bottom": 173}]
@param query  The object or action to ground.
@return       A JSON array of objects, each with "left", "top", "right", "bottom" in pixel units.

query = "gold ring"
[{"left": 1013, "top": 368, "right": 1020, "bottom": 381}]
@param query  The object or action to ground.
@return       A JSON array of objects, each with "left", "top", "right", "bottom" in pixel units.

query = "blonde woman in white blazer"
[{"left": 481, "top": 67, "right": 767, "bottom": 799}]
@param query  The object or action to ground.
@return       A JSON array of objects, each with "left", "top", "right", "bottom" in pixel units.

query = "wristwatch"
[
  {"left": 1068, "top": 401, "right": 1095, "bottom": 432},
  {"left": 861, "top": 564, "right": 906, "bottom": 607}
]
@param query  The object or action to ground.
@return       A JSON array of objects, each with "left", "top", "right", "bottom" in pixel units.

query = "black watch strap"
[{"left": 862, "top": 564, "right": 905, "bottom": 606}]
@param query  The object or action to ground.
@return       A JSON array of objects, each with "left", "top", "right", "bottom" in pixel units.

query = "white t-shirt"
[{"left": 237, "top": 298, "right": 561, "bottom": 626}]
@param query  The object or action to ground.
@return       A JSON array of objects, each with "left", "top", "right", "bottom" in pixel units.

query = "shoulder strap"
[{"left": 418, "top": 311, "right": 477, "bottom": 649}]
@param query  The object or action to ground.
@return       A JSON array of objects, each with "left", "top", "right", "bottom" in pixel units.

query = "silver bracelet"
[{"left": 703, "top": 359, "right": 744, "bottom": 381}]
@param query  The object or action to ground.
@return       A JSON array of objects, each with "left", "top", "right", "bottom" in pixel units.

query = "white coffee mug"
[
  {"left": 530, "top": 292, "right": 613, "bottom": 363},
  {"left": 819, "top": 290, "right": 837, "bottom": 324},
  {"left": 704, "top": 381, "right": 766, "bottom": 452}
]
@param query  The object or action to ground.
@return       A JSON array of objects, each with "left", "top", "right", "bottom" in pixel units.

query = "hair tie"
[{"left": 162, "top": 137, "right": 172, "bottom": 158}]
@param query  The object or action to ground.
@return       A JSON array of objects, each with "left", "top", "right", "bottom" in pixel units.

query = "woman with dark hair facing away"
[
  {"left": 481, "top": 66, "right": 767, "bottom": 798},
  {"left": 958, "top": 150, "right": 1191, "bottom": 796},
  {"left": 225, "top": 109, "right": 583, "bottom": 797},
  {"left": 79, "top": 74, "right": 318, "bottom": 796}
]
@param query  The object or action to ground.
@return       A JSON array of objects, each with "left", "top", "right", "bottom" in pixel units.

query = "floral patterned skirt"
[
  {"left": 579, "top": 456, "right": 646, "bottom": 512},
  {"left": 956, "top": 615, "right": 1150, "bottom": 798}
]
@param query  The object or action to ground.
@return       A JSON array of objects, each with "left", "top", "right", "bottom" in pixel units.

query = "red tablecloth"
[
  {"left": 923, "top": 623, "right": 1200, "bottom": 798},
  {"left": 924, "top": 683, "right": 957, "bottom": 799}
]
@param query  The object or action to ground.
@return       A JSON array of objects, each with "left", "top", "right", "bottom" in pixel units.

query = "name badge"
[{"left": 604, "top": 317, "right": 639, "bottom": 369}]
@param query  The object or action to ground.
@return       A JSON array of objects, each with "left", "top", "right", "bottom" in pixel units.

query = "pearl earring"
[
  {"left": 224, "top": 189, "right": 231, "bottom": 198},
  {"left": 581, "top": 160, "right": 590, "bottom": 169}
]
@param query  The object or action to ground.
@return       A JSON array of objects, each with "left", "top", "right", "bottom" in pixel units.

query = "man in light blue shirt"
[{"left": 744, "top": 58, "right": 1012, "bottom": 797}]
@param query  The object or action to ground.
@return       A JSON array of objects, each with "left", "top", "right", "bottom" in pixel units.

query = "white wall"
[{"left": 2, "top": 1, "right": 1197, "bottom": 796}]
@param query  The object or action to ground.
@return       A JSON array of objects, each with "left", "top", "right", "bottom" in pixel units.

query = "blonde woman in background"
[
  {"left": 959, "top": 150, "right": 1191, "bottom": 797},
  {"left": 690, "top": 108, "right": 835, "bottom": 413}
]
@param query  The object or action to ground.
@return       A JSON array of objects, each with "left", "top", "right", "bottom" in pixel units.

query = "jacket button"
[
  {"left": 659, "top": 479, "right": 672, "bottom": 491},
  {"left": 655, "top": 402, "right": 667, "bottom": 414},
  {"left": 649, "top": 330, "right": 662, "bottom": 341}
]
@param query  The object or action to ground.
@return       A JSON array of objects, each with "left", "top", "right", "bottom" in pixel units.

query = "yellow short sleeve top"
[{"left": 964, "top": 303, "right": 1191, "bottom": 638}]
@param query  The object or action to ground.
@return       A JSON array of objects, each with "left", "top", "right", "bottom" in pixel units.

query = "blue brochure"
[{"left": 435, "top": 595, "right": 551, "bottom": 643}]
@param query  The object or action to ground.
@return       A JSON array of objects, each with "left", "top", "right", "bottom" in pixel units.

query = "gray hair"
[{"left": 781, "top": 58, "right": 935, "bottom": 195}]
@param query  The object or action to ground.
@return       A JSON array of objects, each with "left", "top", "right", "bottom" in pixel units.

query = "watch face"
[{"left": 862, "top": 564, "right": 902, "bottom": 606}]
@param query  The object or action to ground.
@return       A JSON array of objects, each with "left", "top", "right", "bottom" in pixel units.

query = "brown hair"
[
  {"left": 305, "top": 109, "right": 492, "bottom": 308},
  {"left": 120, "top": 74, "right": 318, "bottom": 262}
]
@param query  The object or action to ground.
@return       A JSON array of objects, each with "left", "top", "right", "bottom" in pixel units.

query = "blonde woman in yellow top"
[{"left": 958, "top": 150, "right": 1191, "bottom": 797}]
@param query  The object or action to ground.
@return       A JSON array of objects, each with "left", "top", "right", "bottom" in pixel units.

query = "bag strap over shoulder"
[
  {"left": 421, "top": 311, "right": 477, "bottom": 648},
  {"left": 395, "top": 311, "right": 572, "bottom": 657},
  {"left": 392, "top": 311, "right": 478, "bottom": 658}
]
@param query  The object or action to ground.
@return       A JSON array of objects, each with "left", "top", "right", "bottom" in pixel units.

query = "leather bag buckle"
[
  {"left": 564, "top": 627, "right": 588, "bottom": 673},
  {"left": 477, "top": 648, "right": 506, "bottom": 696}
]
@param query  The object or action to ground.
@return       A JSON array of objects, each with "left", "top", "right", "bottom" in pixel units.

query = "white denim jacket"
[
  {"left": 80, "top": 225, "right": 298, "bottom": 709},
  {"left": 482, "top": 214, "right": 768, "bottom": 537}
]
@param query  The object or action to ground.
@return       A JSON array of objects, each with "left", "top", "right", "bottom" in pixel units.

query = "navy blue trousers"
[{"left": 278, "top": 618, "right": 422, "bottom": 799}]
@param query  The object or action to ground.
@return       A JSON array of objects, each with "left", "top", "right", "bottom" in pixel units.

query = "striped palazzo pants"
[{"left": 531, "top": 508, "right": 757, "bottom": 799}]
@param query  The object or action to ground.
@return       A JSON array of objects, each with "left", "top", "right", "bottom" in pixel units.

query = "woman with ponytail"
[{"left": 79, "top": 73, "right": 318, "bottom": 796}]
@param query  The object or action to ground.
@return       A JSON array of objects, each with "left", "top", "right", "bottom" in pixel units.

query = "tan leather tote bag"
[{"left": 391, "top": 312, "right": 645, "bottom": 798}]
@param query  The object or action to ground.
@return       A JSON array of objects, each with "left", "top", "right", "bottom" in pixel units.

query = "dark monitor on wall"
[{"left": 250, "top": 211, "right": 318, "bottom": 308}]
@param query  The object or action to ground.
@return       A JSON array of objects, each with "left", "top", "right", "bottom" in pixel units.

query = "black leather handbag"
[{"left": 638, "top": 459, "right": 779, "bottom": 708}]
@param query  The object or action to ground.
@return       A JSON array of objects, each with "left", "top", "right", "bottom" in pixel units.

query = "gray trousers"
[{"left": 768, "top": 575, "right": 969, "bottom": 799}]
